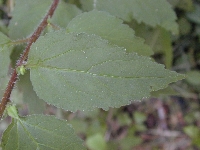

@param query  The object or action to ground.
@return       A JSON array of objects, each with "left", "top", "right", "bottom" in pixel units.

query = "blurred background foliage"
[{"left": 0, "top": 0, "right": 200, "bottom": 149}]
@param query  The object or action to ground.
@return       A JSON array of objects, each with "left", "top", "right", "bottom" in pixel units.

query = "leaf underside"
[
  {"left": 80, "top": 0, "right": 178, "bottom": 34},
  {"left": 27, "top": 31, "right": 184, "bottom": 112},
  {"left": 1, "top": 115, "right": 85, "bottom": 150}
]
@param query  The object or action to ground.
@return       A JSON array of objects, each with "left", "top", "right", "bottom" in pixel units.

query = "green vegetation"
[{"left": 0, "top": 0, "right": 199, "bottom": 149}]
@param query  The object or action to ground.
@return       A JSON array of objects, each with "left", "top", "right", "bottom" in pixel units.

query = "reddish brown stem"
[{"left": 0, "top": 0, "right": 59, "bottom": 118}]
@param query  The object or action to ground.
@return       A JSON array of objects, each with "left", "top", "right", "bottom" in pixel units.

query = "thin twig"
[
  {"left": 48, "top": 22, "right": 61, "bottom": 30},
  {"left": 10, "top": 38, "right": 30, "bottom": 45},
  {"left": 0, "top": 0, "right": 60, "bottom": 118}
]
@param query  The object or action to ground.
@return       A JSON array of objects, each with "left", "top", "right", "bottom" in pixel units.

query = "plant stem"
[
  {"left": 0, "top": 0, "right": 60, "bottom": 118},
  {"left": 48, "top": 22, "right": 61, "bottom": 30},
  {"left": 11, "top": 38, "right": 30, "bottom": 45}
]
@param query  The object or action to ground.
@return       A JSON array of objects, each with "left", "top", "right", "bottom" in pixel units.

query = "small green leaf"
[
  {"left": 186, "top": 3, "right": 200, "bottom": 25},
  {"left": 184, "top": 125, "right": 200, "bottom": 139},
  {"left": 120, "top": 136, "right": 142, "bottom": 149},
  {"left": 186, "top": 70, "right": 200, "bottom": 86},
  {"left": 118, "top": 113, "right": 132, "bottom": 126},
  {"left": 67, "top": 10, "right": 153, "bottom": 56},
  {"left": 178, "top": 17, "right": 191, "bottom": 35},
  {"left": 8, "top": 0, "right": 52, "bottom": 40},
  {"left": 177, "top": 0, "right": 194, "bottom": 11},
  {"left": 1, "top": 115, "right": 86, "bottom": 150},
  {"left": 160, "top": 28, "right": 173, "bottom": 69},
  {"left": 86, "top": 133, "right": 107, "bottom": 150},
  {"left": 134, "top": 112, "right": 146, "bottom": 124},
  {"left": 6, "top": 105, "right": 19, "bottom": 119},
  {"left": 16, "top": 65, "right": 26, "bottom": 75},
  {"left": 27, "top": 31, "right": 185, "bottom": 112},
  {"left": 80, "top": 0, "right": 178, "bottom": 34},
  {"left": 184, "top": 125, "right": 200, "bottom": 148}
]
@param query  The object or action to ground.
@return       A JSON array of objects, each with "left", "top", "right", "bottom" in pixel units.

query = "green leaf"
[
  {"left": 16, "top": 65, "right": 26, "bottom": 75},
  {"left": 0, "top": 46, "right": 10, "bottom": 78},
  {"left": 1, "top": 115, "right": 86, "bottom": 150},
  {"left": 167, "top": 0, "right": 180, "bottom": 7},
  {"left": 86, "top": 133, "right": 107, "bottom": 150},
  {"left": 186, "top": 70, "right": 200, "bottom": 86},
  {"left": 8, "top": 0, "right": 52, "bottom": 40},
  {"left": 134, "top": 112, "right": 146, "bottom": 124},
  {"left": 130, "top": 23, "right": 173, "bottom": 68},
  {"left": 27, "top": 31, "right": 184, "bottom": 112},
  {"left": 0, "top": 37, "right": 10, "bottom": 102},
  {"left": 120, "top": 136, "right": 142, "bottom": 149},
  {"left": 184, "top": 126, "right": 200, "bottom": 138},
  {"left": 0, "top": 20, "right": 8, "bottom": 35},
  {"left": 178, "top": 17, "right": 191, "bottom": 35},
  {"left": 160, "top": 28, "right": 173, "bottom": 69},
  {"left": 186, "top": 3, "right": 200, "bottom": 24},
  {"left": 177, "top": 0, "right": 194, "bottom": 11},
  {"left": 118, "top": 113, "right": 132, "bottom": 126},
  {"left": 150, "top": 86, "right": 180, "bottom": 97},
  {"left": 50, "top": 2, "right": 82, "bottom": 28},
  {"left": 0, "top": 77, "right": 9, "bottom": 100},
  {"left": 67, "top": 10, "right": 153, "bottom": 56},
  {"left": 18, "top": 71, "right": 46, "bottom": 114},
  {"left": 0, "top": 32, "right": 10, "bottom": 45},
  {"left": 68, "top": 119, "right": 88, "bottom": 134},
  {"left": 6, "top": 105, "right": 19, "bottom": 119},
  {"left": 80, "top": 0, "right": 178, "bottom": 34},
  {"left": 184, "top": 126, "right": 200, "bottom": 148}
]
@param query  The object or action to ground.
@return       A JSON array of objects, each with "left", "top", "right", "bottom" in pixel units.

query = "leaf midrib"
[{"left": 32, "top": 65, "right": 166, "bottom": 79}]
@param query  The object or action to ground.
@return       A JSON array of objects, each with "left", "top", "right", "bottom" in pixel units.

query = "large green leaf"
[
  {"left": 80, "top": 0, "right": 178, "bottom": 34},
  {"left": 67, "top": 10, "right": 153, "bottom": 56},
  {"left": 50, "top": 1, "right": 82, "bottom": 28},
  {"left": 8, "top": 0, "right": 52, "bottom": 40},
  {"left": 1, "top": 114, "right": 85, "bottom": 150},
  {"left": 27, "top": 30, "right": 184, "bottom": 112}
]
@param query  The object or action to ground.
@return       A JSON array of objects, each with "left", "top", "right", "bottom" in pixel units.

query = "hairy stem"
[{"left": 0, "top": 0, "right": 60, "bottom": 118}]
